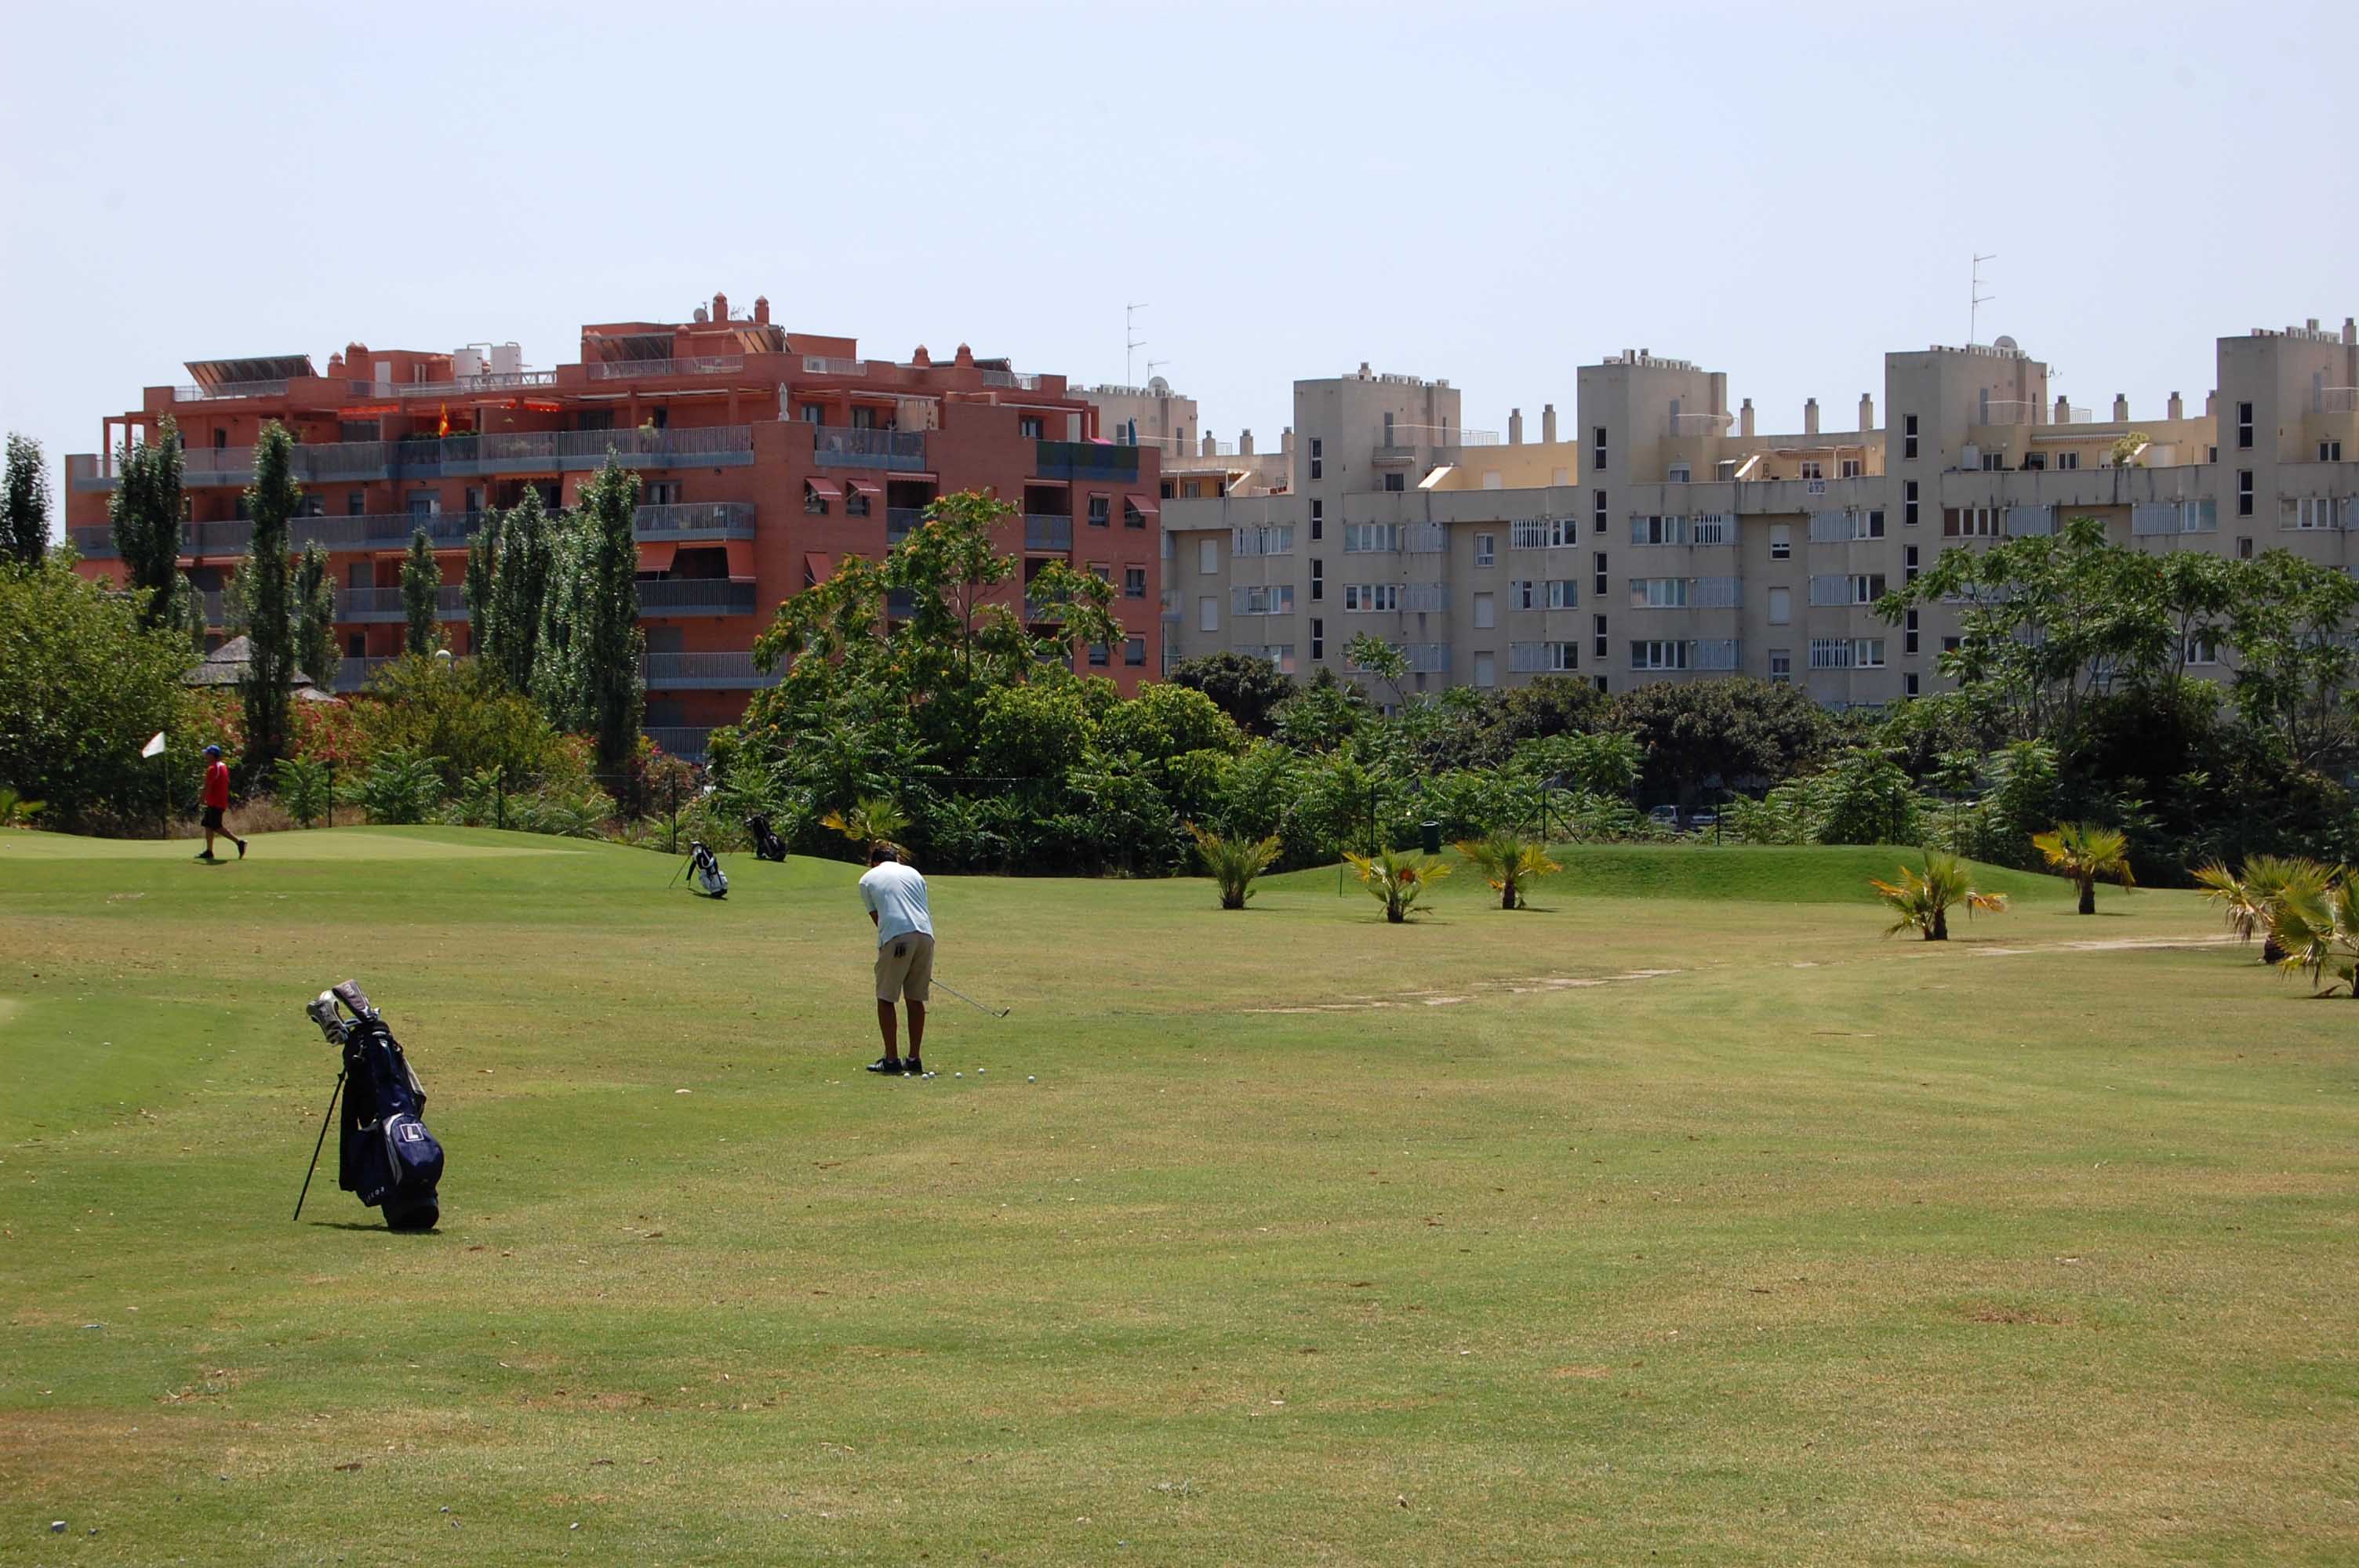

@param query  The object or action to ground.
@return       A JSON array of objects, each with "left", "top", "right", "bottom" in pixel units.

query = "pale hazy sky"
[{"left": 5, "top": 1, "right": 2354, "bottom": 492}]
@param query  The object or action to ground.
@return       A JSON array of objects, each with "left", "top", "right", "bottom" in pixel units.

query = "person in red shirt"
[{"left": 198, "top": 743, "right": 246, "bottom": 862}]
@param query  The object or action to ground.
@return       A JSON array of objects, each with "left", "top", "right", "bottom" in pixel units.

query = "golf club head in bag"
[
  {"left": 688, "top": 840, "right": 729, "bottom": 898},
  {"left": 314, "top": 980, "right": 444, "bottom": 1231}
]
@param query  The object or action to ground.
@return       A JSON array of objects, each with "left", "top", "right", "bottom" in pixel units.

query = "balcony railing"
[
  {"left": 2321, "top": 388, "right": 2359, "bottom": 414},
  {"left": 642, "top": 651, "right": 781, "bottom": 689},
  {"left": 584, "top": 357, "right": 744, "bottom": 381},
  {"left": 636, "top": 579, "right": 759, "bottom": 615},
  {"left": 332, "top": 657, "right": 399, "bottom": 694},
  {"left": 812, "top": 426, "right": 927, "bottom": 470},
  {"left": 357, "top": 372, "right": 560, "bottom": 398},
  {"left": 69, "top": 426, "right": 755, "bottom": 488},
  {"left": 1375, "top": 424, "right": 1503, "bottom": 452},
  {"left": 173, "top": 379, "right": 290, "bottom": 401},
  {"left": 978, "top": 368, "right": 1042, "bottom": 390},
  {"left": 75, "top": 502, "right": 757, "bottom": 559},
  {"left": 1034, "top": 440, "right": 1141, "bottom": 481},
  {"left": 340, "top": 585, "right": 469, "bottom": 622},
  {"left": 1023, "top": 514, "right": 1074, "bottom": 553},
  {"left": 1670, "top": 412, "right": 1735, "bottom": 436},
  {"left": 801, "top": 356, "right": 870, "bottom": 376},
  {"left": 886, "top": 506, "right": 925, "bottom": 546},
  {"left": 633, "top": 502, "right": 756, "bottom": 539},
  {"left": 1979, "top": 400, "right": 2037, "bottom": 426},
  {"left": 646, "top": 726, "right": 714, "bottom": 760}
]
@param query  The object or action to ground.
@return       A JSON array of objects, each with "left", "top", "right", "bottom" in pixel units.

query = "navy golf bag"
[
  {"left": 305, "top": 982, "right": 444, "bottom": 1231},
  {"left": 689, "top": 840, "right": 729, "bottom": 898},
  {"left": 746, "top": 814, "right": 788, "bottom": 862}
]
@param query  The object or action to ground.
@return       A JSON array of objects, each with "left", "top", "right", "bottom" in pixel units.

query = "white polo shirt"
[{"left": 859, "top": 861, "right": 934, "bottom": 947}]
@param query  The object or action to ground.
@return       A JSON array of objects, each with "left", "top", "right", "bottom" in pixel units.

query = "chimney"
[
  {"left": 2345, "top": 318, "right": 2357, "bottom": 345},
  {"left": 1708, "top": 372, "right": 1728, "bottom": 419},
  {"left": 1739, "top": 397, "right": 1756, "bottom": 438},
  {"left": 1541, "top": 403, "right": 1558, "bottom": 443},
  {"left": 1281, "top": 426, "right": 1295, "bottom": 454},
  {"left": 2308, "top": 318, "right": 2321, "bottom": 332},
  {"left": 1240, "top": 428, "right": 1254, "bottom": 457},
  {"left": 911, "top": 344, "right": 932, "bottom": 366},
  {"left": 1201, "top": 432, "right": 1216, "bottom": 457},
  {"left": 2205, "top": 391, "right": 2218, "bottom": 416},
  {"left": 954, "top": 343, "right": 974, "bottom": 368},
  {"left": 753, "top": 296, "right": 770, "bottom": 325},
  {"left": 2055, "top": 394, "right": 2072, "bottom": 424},
  {"left": 1509, "top": 408, "right": 1525, "bottom": 445},
  {"left": 2168, "top": 390, "right": 2184, "bottom": 420},
  {"left": 2113, "top": 393, "right": 2130, "bottom": 421},
  {"left": 1358, "top": 361, "right": 1372, "bottom": 379},
  {"left": 712, "top": 291, "right": 729, "bottom": 321},
  {"left": 1803, "top": 397, "right": 1819, "bottom": 436},
  {"left": 1859, "top": 392, "right": 1874, "bottom": 431}
]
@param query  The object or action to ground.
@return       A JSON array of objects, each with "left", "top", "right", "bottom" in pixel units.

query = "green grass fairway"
[{"left": 4, "top": 829, "right": 2354, "bottom": 1565}]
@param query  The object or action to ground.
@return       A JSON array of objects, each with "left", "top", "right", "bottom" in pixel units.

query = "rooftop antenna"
[
  {"left": 1145, "top": 357, "right": 1169, "bottom": 383},
  {"left": 1969, "top": 252, "right": 1997, "bottom": 347},
  {"left": 1126, "top": 302, "right": 1149, "bottom": 387}
]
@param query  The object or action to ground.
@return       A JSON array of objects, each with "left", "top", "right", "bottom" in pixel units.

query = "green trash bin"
[{"left": 1419, "top": 820, "right": 1441, "bottom": 855}]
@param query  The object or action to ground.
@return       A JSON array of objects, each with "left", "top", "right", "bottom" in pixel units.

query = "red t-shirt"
[{"left": 204, "top": 760, "right": 231, "bottom": 809}]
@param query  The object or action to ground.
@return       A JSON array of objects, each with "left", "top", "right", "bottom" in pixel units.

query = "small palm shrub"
[
  {"left": 2032, "top": 822, "right": 2135, "bottom": 914},
  {"left": 0, "top": 786, "right": 44, "bottom": 829},
  {"left": 273, "top": 757, "right": 333, "bottom": 828},
  {"left": 1455, "top": 828, "right": 1562, "bottom": 910},
  {"left": 1344, "top": 846, "right": 1452, "bottom": 924},
  {"left": 1188, "top": 824, "right": 1281, "bottom": 909},
  {"left": 822, "top": 795, "right": 910, "bottom": 860},
  {"left": 347, "top": 748, "right": 445, "bottom": 826},
  {"left": 2266, "top": 869, "right": 2359, "bottom": 997},
  {"left": 1870, "top": 851, "right": 2008, "bottom": 941},
  {"left": 2195, "top": 855, "right": 2332, "bottom": 964}
]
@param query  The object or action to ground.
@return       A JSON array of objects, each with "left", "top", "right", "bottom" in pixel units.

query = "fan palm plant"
[
  {"left": 0, "top": 786, "right": 43, "bottom": 829},
  {"left": 2194, "top": 855, "right": 2332, "bottom": 964},
  {"left": 1454, "top": 829, "right": 1562, "bottom": 910},
  {"left": 2031, "top": 822, "right": 2135, "bottom": 914},
  {"left": 2267, "top": 872, "right": 2359, "bottom": 997},
  {"left": 1343, "top": 847, "right": 1452, "bottom": 924},
  {"left": 821, "top": 795, "right": 910, "bottom": 859},
  {"left": 1870, "top": 851, "right": 2009, "bottom": 942},
  {"left": 1188, "top": 824, "right": 1282, "bottom": 910}
]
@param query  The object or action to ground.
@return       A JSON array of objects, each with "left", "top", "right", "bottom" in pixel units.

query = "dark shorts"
[{"left": 202, "top": 804, "right": 226, "bottom": 831}]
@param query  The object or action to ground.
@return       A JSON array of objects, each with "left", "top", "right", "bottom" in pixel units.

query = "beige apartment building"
[
  {"left": 1075, "top": 377, "right": 1293, "bottom": 500},
  {"left": 1161, "top": 321, "right": 2359, "bottom": 707}
]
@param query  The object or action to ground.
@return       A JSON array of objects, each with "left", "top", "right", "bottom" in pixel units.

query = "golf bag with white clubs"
[
  {"left": 295, "top": 981, "right": 444, "bottom": 1231},
  {"left": 674, "top": 839, "right": 729, "bottom": 898},
  {"left": 745, "top": 814, "right": 788, "bottom": 862}
]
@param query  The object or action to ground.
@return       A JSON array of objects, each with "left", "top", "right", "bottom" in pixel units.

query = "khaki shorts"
[{"left": 874, "top": 931, "right": 935, "bottom": 1004}]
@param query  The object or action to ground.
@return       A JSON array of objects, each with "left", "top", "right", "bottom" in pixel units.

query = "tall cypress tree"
[
  {"left": 238, "top": 423, "right": 301, "bottom": 777},
  {"left": 4, "top": 432, "right": 50, "bottom": 568},
  {"left": 576, "top": 459, "right": 645, "bottom": 779},
  {"left": 531, "top": 512, "right": 589, "bottom": 731},
  {"left": 492, "top": 488, "right": 552, "bottom": 691},
  {"left": 293, "top": 542, "right": 340, "bottom": 691},
  {"left": 463, "top": 505, "right": 504, "bottom": 669},
  {"left": 108, "top": 416, "right": 185, "bottom": 626},
  {"left": 402, "top": 528, "right": 442, "bottom": 656}
]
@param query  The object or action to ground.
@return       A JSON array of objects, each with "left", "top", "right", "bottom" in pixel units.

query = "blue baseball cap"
[{"left": 203, "top": 743, "right": 222, "bottom": 757}]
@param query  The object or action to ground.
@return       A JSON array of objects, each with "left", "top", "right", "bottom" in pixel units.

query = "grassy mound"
[{"left": 1263, "top": 841, "right": 2058, "bottom": 906}]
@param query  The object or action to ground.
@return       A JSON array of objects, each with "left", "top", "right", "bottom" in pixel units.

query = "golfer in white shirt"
[{"left": 859, "top": 843, "right": 934, "bottom": 1077}]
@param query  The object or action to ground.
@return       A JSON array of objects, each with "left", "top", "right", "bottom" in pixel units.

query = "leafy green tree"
[
  {"left": 401, "top": 526, "right": 442, "bottom": 656},
  {"left": 2223, "top": 549, "right": 2359, "bottom": 769},
  {"left": 355, "top": 653, "right": 564, "bottom": 793},
  {"left": 164, "top": 571, "right": 207, "bottom": 655},
  {"left": 238, "top": 423, "right": 301, "bottom": 779},
  {"left": 463, "top": 505, "right": 503, "bottom": 664},
  {"left": 108, "top": 417, "right": 184, "bottom": 626},
  {"left": 1343, "top": 633, "right": 1409, "bottom": 706},
  {"left": 978, "top": 681, "right": 1097, "bottom": 782},
  {"left": 1167, "top": 651, "right": 1295, "bottom": 735},
  {"left": 1098, "top": 681, "right": 1242, "bottom": 764},
  {"left": 572, "top": 459, "right": 646, "bottom": 777},
  {"left": 1270, "top": 668, "right": 1369, "bottom": 753},
  {"left": 1473, "top": 674, "right": 1609, "bottom": 760},
  {"left": 273, "top": 756, "right": 333, "bottom": 827},
  {"left": 348, "top": 746, "right": 447, "bottom": 825},
  {"left": 1611, "top": 677, "right": 1834, "bottom": 803},
  {"left": 5, "top": 432, "right": 51, "bottom": 567},
  {"left": 489, "top": 488, "right": 553, "bottom": 691},
  {"left": 293, "top": 542, "right": 338, "bottom": 692}
]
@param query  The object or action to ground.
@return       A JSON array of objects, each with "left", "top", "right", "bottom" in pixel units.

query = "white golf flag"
[{"left": 140, "top": 731, "right": 167, "bottom": 758}]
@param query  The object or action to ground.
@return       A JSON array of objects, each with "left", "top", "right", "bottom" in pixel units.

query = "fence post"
[
  {"left": 326, "top": 763, "right": 335, "bottom": 829},
  {"left": 496, "top": 768, "right": 505, "bottom": 831}
]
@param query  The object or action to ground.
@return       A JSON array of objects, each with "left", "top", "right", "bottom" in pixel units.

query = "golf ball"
[
  {"left": 954, "top": 1072, "right": 963, "bottom": 1079},
  {"left": 1027, "top": 1076, "right": 1036, "bottom": 1083},
  {"left": 976, "top": 1069, "right": 986, "bottom": 1076}
]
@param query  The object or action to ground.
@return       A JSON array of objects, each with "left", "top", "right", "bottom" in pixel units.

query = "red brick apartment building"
[{"left": 64, "top": 292, "right": 1165, "bottom": 757}]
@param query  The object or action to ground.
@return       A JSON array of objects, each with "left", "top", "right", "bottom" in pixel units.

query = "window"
[
  {"left": 1630, "top": 514, "right": 1688, "bottom": 546},
  {"left": 1383, "top": 472, "right": 1406, "bottom": 493},
  {"left": 1123, "top": 499, "right": 1147, "bottom": 528},
  {"left": 1511, "top": 642, "right": 1580, "bottom": 673},
  {"left": 798, "top": 403, "right": 824, "bottom": 423},
  {"left": 1474, "top": 532, "right": 1496, "bottom": 568},
  {"left": 1770, "top": 524, "right": 1791, "bottom": 560},
  {"left": 1594, "top": 551, "right": 1609, "bottom": 597},
  {"left": 1767, "top": 586, "right": 1791, "bottom": 625},
  {"left": 1904, "top": 608, "right": 1920, "bottom": 655},
  {"left": 2323, "top": 441, "right": 2344, "bottom": 463},
  {"left": 1904, "top": 479, "right": 1920, "bottom": 528},
  {"left": 1125, "top": 636, "right": 1147, "bottom": 666},
  {"left": 1799, "top": 460, "right": 1823, "bottom": 481},
  {"left": 2236, "top": 401, "right": 2253, "bottom": 449},
  {"left": 1629, "top": 639, "right": 1689, "bottom": 671},
  {"left": 1309, "top": 499, "right": 1324, "bottom": 540},
  {"left": 1310, "top": 558, "right": 1325, "bottom": 601},
  {"left": 1904, "top": 544, "right": 1920, "bottom": 583},
  {"left": 2184, "top": 633, "right": 2219, "bottom": 666},
  {"left": 1904, "top": 672, "right": 1921, "bottom": 698},
  {"left": 1345, "top": 583, "right": 1401, "bottom": 612},
  {"left": 1473, "top": 591, "right": 1495, "bottom": 629},
  {"left": 1510, "top": 517, "right": 1576, "bottom": 550},
  {"left": 1943, "top": 636, "right": 1961, "bottom": 655},
  {"left": 1943, "top": 507, "right": 2000, "bottom": 539},
  {"left": 2056, "top": 451, "right": 2080, "bottom": 471},
  {"left": 1862, "top": 510, "right": 1886, "bottom": 539},
  {"left": 1018, "top": 415, "right": 1045, "bottom": 440},
  {"left": 2292, "top": 497, "right": 2340, "bottom": 530},
  {"left": 1593, "top": 426, "right": 1608, "bottom": 473},
  {"left": 1087, "top": 641, "right": 1109, "bottom": 666},
  {"left": 347, "top": 490, "right": 365, "bottom": 517},
  {"left": 1667, "top": 463, "right": 1691, "bottom": 484},
  {"left": 1088, "top": 495, "right": 1110, "bottom": 526},
  {"left": 1768, "top": 648, "right": 1791, "bottom": 684},
  {"left": 1979, "top": 451, "right": 2005, "bottom": 472},
  {"left": 805, "top": 485, "right": 829, "bottom": 516},
  {"left": 1808, "top": 638, "right": 1882, "bottom": 669},
  {"left": 1690, "top": 513, "right": 1731, "bottom": 546},
  {"left": 1593, "top": 489, "right": 1608, "bottom": 536},
  {"left": 1124, "top": 566, "right": 1146, "bottom": 599},
  {"left": 1547, "top": 579, "right": 1579, "bottom": 609},
  {"left": 1309, "top": 437, "right": 1323, "bottom": 481},
  {"left": 1841, "top": 458, "right": 1863, "bottom": 480},
  {"left": 1903, "top": 413, "right": 1918, "bottom": 460},
  {"left": 850, "top": 406, "right": 878, "bottom": 430},
  {"left": 1345, "top": 522, "right": 1401, "bottom": 553},
  {"left": 1198, "top": 596, "right": 1218, "bottom": 632},
  {"left": 1594, "top": 614, "right": 1609, "bottom": 659},
  {"left": 1858, "top": 638, "right": 1886, "bottom": 668},
  {"left": 1631, "top": 576, "right": 1690, "bottom": 608},
  {"left": 2208, "top": 446, "right": 2219, "bottom": 464},
  {"left": 2237, "top": 470, "right": 2254, "bottom": 517},
  {"left": 1474, "top": 652, "right": 1496, "bottom": 688},
  {"left": 1198, "top": 538, "right": 1218, "bottom": 575},
  {"left": 845, "top": 486, "right": 871, "bottom": 518},
  {"left": 1310, "top": 617, "right": 1324, "bottom": 660},
  {"left": 2238, "top": 535, "right": 2255, "bottom": 560}
]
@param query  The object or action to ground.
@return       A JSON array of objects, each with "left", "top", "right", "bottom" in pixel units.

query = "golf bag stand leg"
[{"left": 293, "top": 1069, "right": 346, "bottom": 1222}]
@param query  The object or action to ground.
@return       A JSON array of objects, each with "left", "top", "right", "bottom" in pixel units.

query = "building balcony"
[
  {"left": 800, "top": 355, "right": 871, "bottom": 377},
  {"left": 340, "top": 585, "right": 469, "bottom": 623},
  {"left": 584, "top": 357, "right": 745, "bottom": 382},
  {"left": 171, "top": 379, "right": 290, "bottom": 402},
  {"left": 1023, "top": 514, "right": 1074, "bottom": 553},
  {"left": 1034, "top": 440, "right": 1142, "bottom": 482},
  {"left": 811, "top": 427, "right": 927, "bottom": 470},
  {"left": 978, "top": 368, "right": 1042, "bottom": 390},
  {"left": 646, "top": 726, "right": 714, "bottom": 760},
  {"left": 332, "top": 656, "right": 399, "bottom": 694},
  {"left": 67, "top": 426, "right": 756, "bottom": 490},
  {"left": 1670, "top": 412, "right": 1736, "bottom": 436},
  {"left": 885, "top": 507, "right": 925, "bottom": 546},
  {"left": 636, "top": 579, "right": 760, "bottom": 616},
  {"left": 642, "top": 651, "right": 781, "bottom": 690},
  {"left": 70, "top": 502, "right": 756, "bottom": 561}
]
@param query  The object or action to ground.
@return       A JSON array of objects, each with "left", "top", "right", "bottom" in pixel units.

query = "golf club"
[{"left": 934, "top": 977, "right": 1009, "bottom": 1018}]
